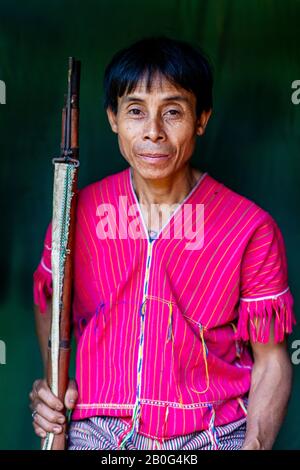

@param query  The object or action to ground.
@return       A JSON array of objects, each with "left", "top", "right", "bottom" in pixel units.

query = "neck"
[{"left": 131, "top": 165, "right": 203, "bottom": 207}]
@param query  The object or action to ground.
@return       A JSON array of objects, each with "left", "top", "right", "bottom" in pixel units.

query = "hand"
[
  {"left": 29, "top": 378, "right": 78, "bottom": 439},
  {"left": 240, "top": 437, "right": 263, "bottom": 450}
]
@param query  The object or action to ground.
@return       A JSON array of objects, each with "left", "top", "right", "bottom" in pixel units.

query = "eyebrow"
[{"left": 122, "top": 95, "right": 190, "bottom": 104}]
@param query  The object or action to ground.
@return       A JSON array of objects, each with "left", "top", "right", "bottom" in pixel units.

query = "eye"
[
  {"left": 165, "top": 109, "right": 180, "bottom": 116},
  {"left": 128, "top": 108, "right": 142, "bottom": 115}
]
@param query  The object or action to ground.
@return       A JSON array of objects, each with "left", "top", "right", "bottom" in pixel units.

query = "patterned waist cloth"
[{"left": 67, "top": 415, "right": 247, "bottom": 450}]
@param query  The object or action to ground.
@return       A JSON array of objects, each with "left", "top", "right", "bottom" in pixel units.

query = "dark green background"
[{"left": 0, "top": 0, "right": 299, "bottom": 450}]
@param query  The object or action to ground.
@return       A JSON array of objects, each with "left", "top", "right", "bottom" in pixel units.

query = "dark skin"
[
  {"left": 241, "top": 318, "right": 293, "bottom": 450},
  {"left": 29, "top": 74, "right": 293, "bottom": 449}
]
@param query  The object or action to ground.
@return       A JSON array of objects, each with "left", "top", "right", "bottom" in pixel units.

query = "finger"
[
  {"left": 64, "top": 378, "right": 78, "bottom": 410},
  {"left": 36, "top": 381, "right": 64, "bottom": 411},
  {"left": 29, "top": 388, "right": 37, "bottom": 407},
  {"left": 32, "top": 379, "right": 43, "bottom": 396},
  {"left": 33, "top": 422, "right": 47, "bottom": 439},
  {"left": 33, "top": 413, "right": 63, "bottom": 434},
  {"left": 34, "top": 401, "right": 65, "bottom": 424}
]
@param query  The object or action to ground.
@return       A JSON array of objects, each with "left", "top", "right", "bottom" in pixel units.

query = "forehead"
[{"left": 120, "top": 73, "right": 195, "bottom": 102}]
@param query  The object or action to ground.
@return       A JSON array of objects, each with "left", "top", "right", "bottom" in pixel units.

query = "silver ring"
[{"left": 32, "top": 410, "right": 38, "bottom": 419}]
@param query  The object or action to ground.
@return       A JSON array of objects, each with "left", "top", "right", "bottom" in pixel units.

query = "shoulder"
[
  {"left": 76, "top": 167, "right": 129, "bottom": 207},
  {"left": 205, "top": 172, "right": 278, "bottom": 232}
]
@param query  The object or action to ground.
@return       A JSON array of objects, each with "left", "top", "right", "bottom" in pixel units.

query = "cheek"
[
  {"left": 168, "top": 123, "right": 196, "bottom": 151},
  {"left": 118, "top": 122, "right": 140, "bottom": 146},
  {"left": 117, "top": 125, "right": 139, "bottom": 160}
]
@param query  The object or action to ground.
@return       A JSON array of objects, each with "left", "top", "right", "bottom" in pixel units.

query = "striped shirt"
[{"left": 33, "top": 167, "right": 296, "bottom": 444}]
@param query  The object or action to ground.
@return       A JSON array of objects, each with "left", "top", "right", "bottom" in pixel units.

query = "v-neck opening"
[{"left": 128, "top": 167, "right": 208, "bottom": 244}]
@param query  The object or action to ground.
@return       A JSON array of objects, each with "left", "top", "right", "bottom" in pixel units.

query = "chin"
[{"left": 133, "top": 162, "right": 175, "bottom": 180}]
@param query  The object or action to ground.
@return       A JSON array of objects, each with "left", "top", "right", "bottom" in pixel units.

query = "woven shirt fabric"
[{"left": 33, "top": 167, "right": 296, "bottom": 445}]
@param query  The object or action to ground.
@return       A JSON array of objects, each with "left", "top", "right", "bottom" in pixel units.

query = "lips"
[
  {"left": 138, "top": 153, "right": 169, "bottom": 157},
  {"left": 137, "top": 153, "right": 170, "bottom": 163}
]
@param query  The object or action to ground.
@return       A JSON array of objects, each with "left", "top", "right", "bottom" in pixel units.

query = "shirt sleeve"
[
  {"left": 236, "top": 212, "right": 297, "bottom": 343},
  {"left": 33, "top": 221, "right": 52, "bottom": 314}
]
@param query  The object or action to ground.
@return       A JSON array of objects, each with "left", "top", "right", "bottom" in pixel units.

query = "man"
[{"left": 29, "top": 36, "right": 296, "bottom": 450}]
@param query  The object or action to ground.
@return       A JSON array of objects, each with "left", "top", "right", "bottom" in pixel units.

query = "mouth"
[{"left": 137, "top": 153, "right": 171, "bottom": 163}]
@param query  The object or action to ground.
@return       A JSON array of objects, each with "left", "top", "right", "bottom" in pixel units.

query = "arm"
[
  {"left": 30, "top": 298, "right": 78, "bottom": 440},
  {"left": 34, "top": 299, "right": 52, "bottom": 376},
  {"left": 31, "top": 219, "right": 79, "bottom": 442},
  {"left": 241, "top": 318, "right": 293, "bottom": 450}
]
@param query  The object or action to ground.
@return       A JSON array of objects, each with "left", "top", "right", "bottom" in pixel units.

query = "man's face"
[{"left": 106, "top": 74, "right": 211, "bottom": 180}]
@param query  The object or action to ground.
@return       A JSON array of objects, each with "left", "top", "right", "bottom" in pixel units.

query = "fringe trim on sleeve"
[
  {"left": 235, "top": 288, "right": 297, "bottom": 343},
  {"left": 33, "top": 263, "right": 53, "bottom": 314}
]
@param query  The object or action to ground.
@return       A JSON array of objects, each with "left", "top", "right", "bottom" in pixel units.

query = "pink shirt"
[{"left": 33, "top": 167, "right": 296, "bottom": 443}]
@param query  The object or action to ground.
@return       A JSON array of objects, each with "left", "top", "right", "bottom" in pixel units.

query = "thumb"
[{"left": 64, "top": 378, "right": 78, "bottom": 410}]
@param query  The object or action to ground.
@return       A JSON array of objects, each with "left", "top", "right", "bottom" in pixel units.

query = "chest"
[{"left": 74, "top": 209, "right": 246, "bottom": 331}]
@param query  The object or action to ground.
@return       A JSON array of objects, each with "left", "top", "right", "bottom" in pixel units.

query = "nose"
[{"left": 143, "top": 115, "right": 166, "bottom": 142}]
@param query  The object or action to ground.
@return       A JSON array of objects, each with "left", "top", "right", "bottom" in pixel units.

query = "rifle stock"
[{"left": 42, "top": 57, "right": 80, "bottom": 451}]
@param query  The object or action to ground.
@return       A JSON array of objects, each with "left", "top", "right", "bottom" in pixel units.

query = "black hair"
[{"left": 103, "top": 35, "right": 213, "bottom": 117}]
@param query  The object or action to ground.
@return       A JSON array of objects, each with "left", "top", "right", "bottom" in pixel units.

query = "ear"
[
  {"left": 106, "top": 106, "right": 118, "bottom": 134},
  {"left": 196, "top": 109, "right": 212, "bottom": 136}
]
